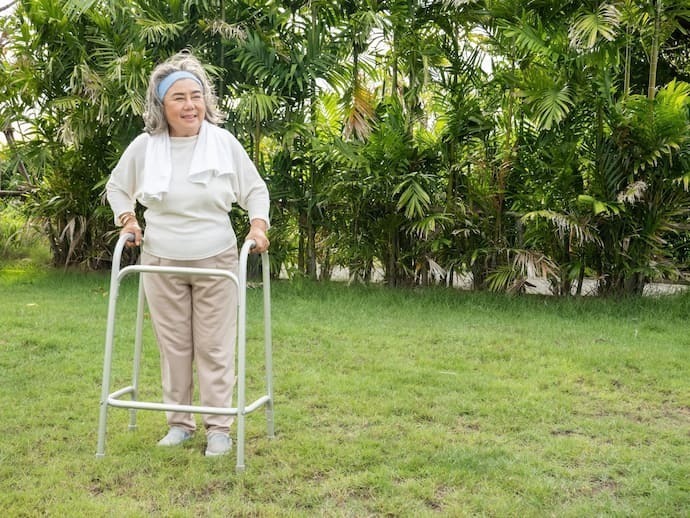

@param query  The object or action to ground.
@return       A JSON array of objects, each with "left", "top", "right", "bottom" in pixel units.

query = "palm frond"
[
  {"left": 315, "top": 92, "right": 345, "bottom": 138},
  {"left": 408, "top": 213, "right": 453, "bottom": 239},
  {"left": 569, "top": 4, "right": 621, "bottom": 50},
  {"left": 63, "top": 0, "right": 98, "bottom": 18},
  {"left": 485, "top": 248, "right": 558, "bottom": 294},
  {"left": 207, "top": 20, "right": 246, "bottom": 41},
  {"left": 521, "top": 210, "right": 602, "bottom": 248},
  {"left": 136, "top": 17, "right": 184, "bottom": 45},
  {"left": 499, "top": 16, "right": 559, "bottom": 61},
  {"left": 617, "top": 180, "right": 647, "bottom": 204},
  {"left": 577, "top": 194, "right": 622, "bottom": 216},
  {"left": 440, "top": 0, "right": 479, "bottom": 7},
  {"left": 394, "top": 175, "right": 432, "bottom": 220},
  {"left": 513, "top": 248, "right": 558, "bottom": 280},
  {"left": 343, "top": 80, "right": 376, "bottom": 140},
  {"left": 532, "top": 83, "right": 574, "bottom": 130},
  {"left": 519, "top": 68, "right": 575, "bottom": 130},
  {"left": 236, "top": 87, "right": 282, "bottom": 123}
]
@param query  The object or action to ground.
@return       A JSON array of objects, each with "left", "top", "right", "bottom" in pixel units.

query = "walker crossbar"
[
  {"left": 96, "top": 234, "right": 274, "bottom": 472},
  {"left": 107, "top": 390, "right": 271, "bottom": 415}
]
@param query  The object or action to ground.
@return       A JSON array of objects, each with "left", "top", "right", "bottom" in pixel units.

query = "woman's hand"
[
  {"left": 119, "top": 212, "right": 142, "bottom": 247},
  {"left": 246, "top": 218, "right": 270, "bottom": 253}
]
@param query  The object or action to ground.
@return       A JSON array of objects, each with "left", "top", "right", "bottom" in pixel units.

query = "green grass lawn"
[{"left": 0, "top": 264, "right": 688, "bottom": 517}]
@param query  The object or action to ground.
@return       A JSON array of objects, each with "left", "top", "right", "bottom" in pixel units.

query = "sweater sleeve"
[
  {"left": 106, "top": 134, "right": 148, "bottom": 225},
  {"left": 231, "top": 136, "right": 271, "bottom": 227}
]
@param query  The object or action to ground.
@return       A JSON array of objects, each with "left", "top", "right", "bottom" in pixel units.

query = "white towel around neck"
[{"left": 138, "top": 120, "right": 233, "bottom": 204}]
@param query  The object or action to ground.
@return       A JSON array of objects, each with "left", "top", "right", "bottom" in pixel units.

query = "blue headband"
[{"left": 157, "top": 71, "right": 203, "bottom": 101}]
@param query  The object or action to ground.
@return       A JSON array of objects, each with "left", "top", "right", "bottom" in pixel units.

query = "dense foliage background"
[{"left": 1, "top": 0, "right": 690, "bottom": 295}]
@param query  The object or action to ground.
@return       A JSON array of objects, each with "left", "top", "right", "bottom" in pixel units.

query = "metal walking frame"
[{"left": 96, "top": 233, "right": 274, "bottom": 472}]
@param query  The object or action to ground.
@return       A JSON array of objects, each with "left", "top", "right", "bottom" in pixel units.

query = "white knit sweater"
[{"left": 106, "top": 128, "right": 270, "bottom": 260}]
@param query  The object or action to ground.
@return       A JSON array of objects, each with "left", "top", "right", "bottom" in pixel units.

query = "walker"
[{"left": 96, "top": 233, "right": 274, "bottom": 472}]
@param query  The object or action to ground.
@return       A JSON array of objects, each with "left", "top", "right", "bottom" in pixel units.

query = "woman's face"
[{"left": 163, "top": 78, "right": 206, "bottom": 137}]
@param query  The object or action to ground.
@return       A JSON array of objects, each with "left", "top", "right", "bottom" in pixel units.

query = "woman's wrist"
[
  {"left": 249, "top": 218, "right": 268, "bottom": 233},
  {"left": 119, "top": 212, "right": 138, "bottom": 227}
]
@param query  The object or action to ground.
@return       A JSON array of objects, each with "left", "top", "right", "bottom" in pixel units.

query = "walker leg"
[
  {"left": 261, "top": 253, "right": 275, "bottom": 439},
  {"left": 235, "top": 412, "right": 246, "bottom": 473},
  {"left": 96, "top": 276, "right": 122, "bottom": 457},
  {"left": 235, "top": 240, "right": 250, "bottom": 472},
  {"left": 265, "top": 407, "right": 275, "bottom": 439},
  {"left": 96, "top": 398, "right": 109, "bottom": 458},
  {"left": 129, "top": 279, "right": 146, "bottom": 431}
]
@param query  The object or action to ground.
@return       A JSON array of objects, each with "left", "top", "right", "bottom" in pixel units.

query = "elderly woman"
[{"left": 106, "top": 50, "right": 270, "bottom": 457}]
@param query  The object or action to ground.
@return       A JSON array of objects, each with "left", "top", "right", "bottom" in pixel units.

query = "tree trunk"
[
  {"left": 624, "top": 27, "right": 632, "bottom": 96},
  {"left": 0, "top": 190, "right": 29, "bottom": 198},
  {"left": 387, "top": 228, "right": 399, "bottom": 286},
  {"left": 253, "top": 117, "right": 261, "bottom": 167},
  {"left": 307, "top": 216, "right": 317, "bottom": 279},
  {"left": 647, "top": 0, "right": 662, "bottom": 100},
  {"left": 298, "top": 211, "right": 307, "bottom": 273},
  {"left": 576, "top": 257, "right": 586, "bottom": 296}
]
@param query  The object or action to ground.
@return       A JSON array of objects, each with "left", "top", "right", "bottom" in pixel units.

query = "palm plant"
[
  {"left": 451, "top": 0, "right": 581, "bottom": 291},
  {"left": 223, "top": 0, "right": 352, "bottom": 278},
  {"left": 476, "top": 0, "right": 690, "bottom": 295},
  {"left": 1, "top": 0, "right": 142, "bottom": 266},
  {"left": 590, "top": 80, "right": 690, "bottom": 294},
  {"left": 3, "top": 0, "right": 689, "bottom": 292}
]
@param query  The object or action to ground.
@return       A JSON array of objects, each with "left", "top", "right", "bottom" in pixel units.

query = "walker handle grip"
[{"left": 115, "top": 232, "right": 136, "bottom": 251}]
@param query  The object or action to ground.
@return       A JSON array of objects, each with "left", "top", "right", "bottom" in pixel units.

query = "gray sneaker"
[
  {"left": 157, "top": 427, "right": 193, "bottom": 446},
  {"left": 205, "top": 432, "right": 232, "bottom": 457}
]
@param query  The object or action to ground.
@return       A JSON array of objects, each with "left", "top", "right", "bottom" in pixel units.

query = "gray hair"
[{"left": 143, "top": 50, "right": 225, "bottom": 134}]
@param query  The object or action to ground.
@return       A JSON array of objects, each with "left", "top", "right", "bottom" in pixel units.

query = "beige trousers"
[{"left": 141, "top": 246, "right": 238, "bottom": 435}]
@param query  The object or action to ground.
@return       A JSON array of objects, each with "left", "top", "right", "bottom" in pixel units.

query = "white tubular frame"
[{"left": 96, "top": 234, "right": 274, "bottom": 472}]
